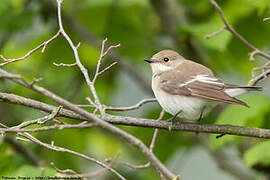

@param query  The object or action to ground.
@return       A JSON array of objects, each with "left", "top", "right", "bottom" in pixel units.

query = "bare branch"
[
  {"left": 37, "top": 0, "right": 152, "bottom": 95},
  {"left": 9, "top": 106, "right": 62, "bottom": 130},
  {"left": 97, "top": 62, "right": 118, "bottom": 77},
  {"left": 51, "top": 152, "right": 120, "bottom": 179},
  {"left": 56, "top": 0, "right": 105, "bottom": 115},
  {"left": 121, "top": 110, "right": 165, "bottom": 170},
  {"left": 103, "top": 44, "right": 121, "bottom": 57},
  {"left": 116, "top": 161, "right": 151, "bottom": 169},
  {"left": 0, "top": 74, "right": 22, "bottom": 79},
  {"left": 209, "top": 0, "right": 270, "bottom": 61},
  {"left": 78, "top": 98, "right": 157, "bottom": 112},
  {"left": 0, "top": 31, "right": 61, "bottom": 66},
  {"left": 104, "top": 98, "right": 157, "bottom": 111},
  {"left": 92, "top": 39, "right": 120, "bottom": 84},
  {"left": 205, "top": 26, "right": 226, "bottom": 39},
  {"left": 53, "top": 62, "right": 77, "bottom": 67},
  {"left": 263, "top": 17, "right": 270, "bottom": 22},
  {"left": 3, "top": 92, "right": 270, "bottom": 139},
  {"left": 85, "top": 97, "right": 98, "bottom": 114},
  {"left": 51, "top": 162, "right": 80, "bottom": 176},
  {"left": 150, "top": 110, "right": 165, "bottom": 152},
  {"left": 250, "top": 61, "right": 270, "bottom": 85},
  {"left": 30, "top": 77, "right": 43, "bottom": 86},
  {"left": 209, "top": 0, "right": 270, "bottom": 85},
  {"left": 249, "top": 50, "right": 260, "bottom": 61},
  {"left": 17, "top": 132, "right": 125, "bottom": 180},
  {"left": 1, "top": 122, "right": 96, "bottom": 133},
  {"left": 93, "top": 38, "right": 107, "bottom": 83}
]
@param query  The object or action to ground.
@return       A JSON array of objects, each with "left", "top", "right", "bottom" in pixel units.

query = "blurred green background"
[{"left": 0, "top": 0, "right": 270, "bottom": 179}]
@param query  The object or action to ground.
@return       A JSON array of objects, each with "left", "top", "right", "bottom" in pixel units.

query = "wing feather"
[{"left": 160, "top": 75, "right": 248, "bottom": 107}]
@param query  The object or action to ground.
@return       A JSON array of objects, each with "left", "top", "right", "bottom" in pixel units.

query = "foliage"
[{"left": 0, "top": 0, "right": 270, "bottom": 179}]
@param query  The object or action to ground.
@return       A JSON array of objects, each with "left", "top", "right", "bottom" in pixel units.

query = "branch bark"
[{"left": 1, "top": 92, "right": 270, "bottom": 139}]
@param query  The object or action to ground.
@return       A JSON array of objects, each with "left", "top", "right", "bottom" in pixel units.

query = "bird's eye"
[{"left": 163, "top": 57, "right": 169, "bottom": 62}]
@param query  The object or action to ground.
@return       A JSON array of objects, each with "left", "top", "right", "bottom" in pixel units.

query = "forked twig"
[
  {"left": 208, "top": 0, "right": 270, "bottom": 85},
  {"left": 0, "top": 31, "right": 61, "bottom": 66},
  {"left": 18, "top": 132, "right": 125, "bottom": 180}
]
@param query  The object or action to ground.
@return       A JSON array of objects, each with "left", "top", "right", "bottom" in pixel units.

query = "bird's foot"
[
  {"left": 197, "top": 115, "right": 203, "bottom": 124},
  {"left": 196, "top": 106, "right": 206, "bottom": 124},
  {"left": 166, "top": 110, "right": 182, "bottom": 131}
]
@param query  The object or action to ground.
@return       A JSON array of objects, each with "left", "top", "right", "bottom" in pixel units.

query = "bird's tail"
[
  {"left": 227, "top": 85, "right": 263, "bottom": 91},
  {"left": 224, "top": 85, "right": 262, "bottom": 97}
]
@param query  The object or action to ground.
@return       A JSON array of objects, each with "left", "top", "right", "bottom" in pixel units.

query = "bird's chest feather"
[{"left": 152, "top": 78, "right": 213, "bottom": 120}]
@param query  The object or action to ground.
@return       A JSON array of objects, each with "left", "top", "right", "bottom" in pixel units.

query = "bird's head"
[{"left": 144, "top": 50, "right": 184, "bottom": 74}]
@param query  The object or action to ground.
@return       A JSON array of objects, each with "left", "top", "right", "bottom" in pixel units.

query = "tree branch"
[
  {"left": 0, "top": 31, "right": 60, "bottom": 66},
  {"left": 209, "top": 0, "right": 270, "bottom": 60},
  {"left": 17, "top": 132, "right": 125, "bottom": 180},
  {"left": 263, "top": 17, "right": 270, "bottom": 22},
  {"left": 1, "top": 92, "right": 270, "bottom": 139},
  {"left": 0, "top": 1, "right": 178, "bottom": 177},
  {"left": 37, "top": 0, "right": 152, "bottom": 95},
  {"left": 208, "top": 0, "right": 270, "bottom": 85}
]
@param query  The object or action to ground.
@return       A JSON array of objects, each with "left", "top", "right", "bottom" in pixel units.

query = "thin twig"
[
  {"left": 209, "top": 0, "right": 270, "bottom": 85},
  {"left": 30, "top": 78, "right": 43, "bottom": 87},
  {"left": 150, "top": 110, "right": 165, "bottom": 152},
  {"left": 103, "top": 44, "right": 121, "bottom": 57},
  {"left": 249, "top": 50, "right": 260, "bottom": 62},
  {"left": 18, "top": 132, "right": 126, "bottom": 180},
  {"left": 56, "top": 0, "right": 105, "bottom": 115},
  {"left": 86, "top": 97, "right": 98, "bottom": 114},
  {"left": 250, "top": 69, "right": 270, "bottom": 85},
  {"left": 92, "top": 41, "right": 120, "bottom": 84},
  {"left": 77, "top": 98, "right": 157, "bottom": 112},
  {"left": 53, "top": 62, "right": 77, "bottom": 67},
  {"left": 121, "top": 110, "right": 165, "bottom": 170},
  {"left": 205, "top": 26, "right": 226, "bottom": 39},
  {"left": 0, "top": 122, "right": 96, "bottom": 133},
  {"left": 92, "top": 38, "right": 108, "bottom": 84},
  {"left": 51, "top": 162, "right": 80, "bottom": 176},
  {"left": 51, "top": 152, "right": 120, "bottom": 179},
  {"left": 0, "top": 74, "right": 22, "bottom": 79},
  {"left": 209, "top": 0, "right": 270, "bottom": 61},
  {"left": 0, "top": 31, "right": 61, "bottom": 66},
  {"left": 252, "top": 61, "right": 270, "bottom": 79},
  {"left": 263, "top": 17, "right": 270, "bottom": 22},
  {"left": 104, "top": 98, "right": 157, "bottom": 111},
  {"left": 10, "top": 106, "right": 62, "bottom": 130},
  {"left": 97, "top": 62, "right": 118, "bottom": 76}
]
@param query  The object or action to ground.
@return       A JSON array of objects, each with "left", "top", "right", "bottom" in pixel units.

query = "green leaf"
[{"left": 244, "top": 140, "right": 270, "bottom": 167}]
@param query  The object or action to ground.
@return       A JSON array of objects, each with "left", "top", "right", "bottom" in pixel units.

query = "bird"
[{"left": 144, "top": 50, "right": 262, "bottom": 122}]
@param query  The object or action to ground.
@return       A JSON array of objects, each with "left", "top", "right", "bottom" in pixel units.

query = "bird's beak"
[{"left": 144, "top": 59, "right": 153, "bottom": 63}]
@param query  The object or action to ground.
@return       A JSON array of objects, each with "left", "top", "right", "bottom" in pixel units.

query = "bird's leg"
[
  {"left": 167, "top": 110, "right": 182, "bottom": 131},
  {"left": 197, "top": 106, "right": 206, "bottom": 124}
]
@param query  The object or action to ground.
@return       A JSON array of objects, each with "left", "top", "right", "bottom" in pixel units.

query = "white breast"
[{"left": 152, "top": 78, "right": 215, "bottom": 120}]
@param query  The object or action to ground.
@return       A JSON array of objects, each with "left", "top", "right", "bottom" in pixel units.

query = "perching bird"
[{"left": 145, "top": 50, "right": 262, "bottom": 122}]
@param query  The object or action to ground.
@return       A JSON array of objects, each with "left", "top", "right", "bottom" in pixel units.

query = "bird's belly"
[{"left": 153, "top": 88, "right": 214, "bottom": 120}]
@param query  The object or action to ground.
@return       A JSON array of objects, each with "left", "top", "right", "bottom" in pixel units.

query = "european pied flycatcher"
[{"left": 145, "top": 50, "right": 262, "bottom": 121}]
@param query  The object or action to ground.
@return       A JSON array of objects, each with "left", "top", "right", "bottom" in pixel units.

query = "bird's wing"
[{"left": 159, "top": 69, "right": 248, "bottom": 107}]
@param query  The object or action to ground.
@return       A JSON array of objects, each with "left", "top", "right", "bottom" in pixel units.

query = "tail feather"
[
  {"left": 226, "top": 85, "right": 263, "bottom": 91},
  {"left": 224, "top": 85, "right": 263, "bottom": 100}
]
